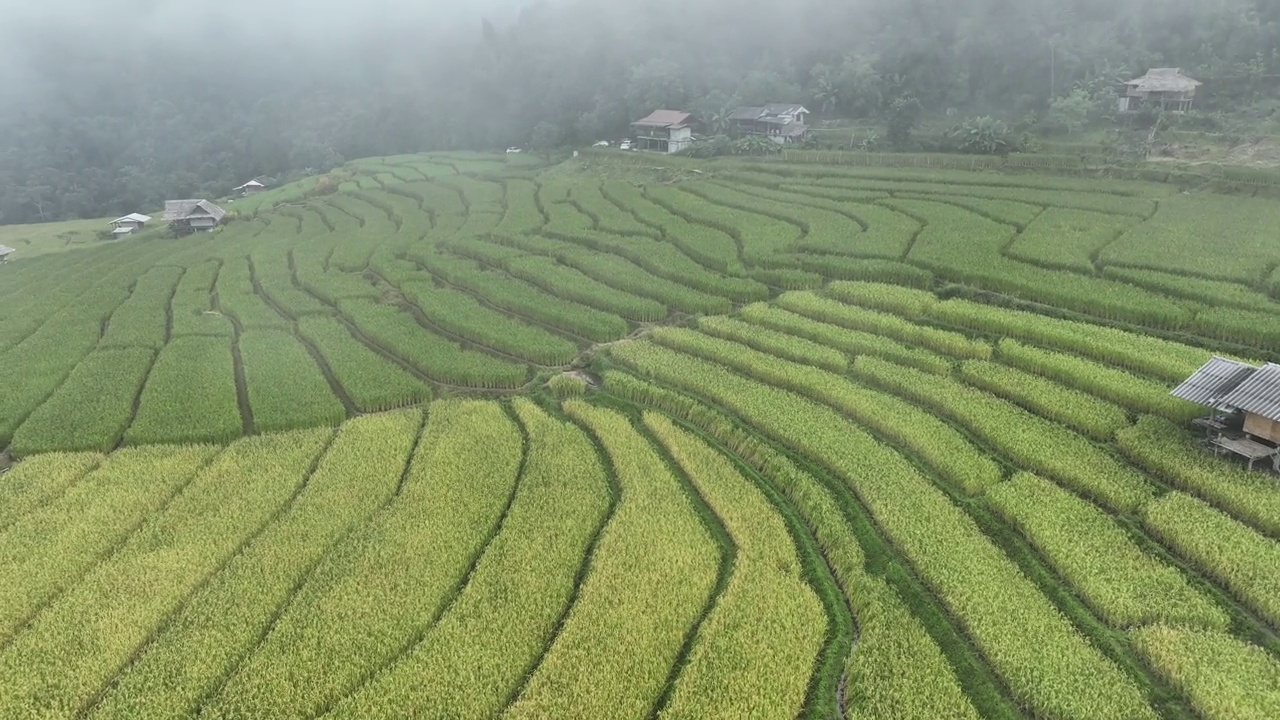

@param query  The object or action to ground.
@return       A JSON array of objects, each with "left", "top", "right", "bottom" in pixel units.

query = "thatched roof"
[
  {"left": 631, "top": 110, "right": 693, "bottom": 128},
  {"left": 164, "top": 199, "right": 226, "bottom": 223},
  {"left": 1126, "top": 68, "right": 1201, "bottom": 93}
]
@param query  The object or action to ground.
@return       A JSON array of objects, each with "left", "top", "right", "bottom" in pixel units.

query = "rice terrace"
[{"left": 6, "top": 149, "right": 1280, "bottom": 720}]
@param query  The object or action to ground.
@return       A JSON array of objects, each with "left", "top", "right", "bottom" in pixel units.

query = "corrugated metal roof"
[
  {"left": 631, "top": 110, "right": 693, "bottom": 128},
  {"left": 728, "top": 106, "right": 764, "bottom": 121},
  {"left": 1221, "top": 363, "right": 1280, "bottom": 422},
  {"left": 729, "top": 104, "right": 809, "bottom": 122},
  {"left": 762, "top": 103, "right": 808, "bottom": 116},
  {"left": 110, "top": 213, "right": 151, "bottom": 224},
  {"left": 1171, "top": 356, "right": 1257, "bottom": 408},
  {"left": 0, "top": 244, "right": 15, "bottom": 255}
]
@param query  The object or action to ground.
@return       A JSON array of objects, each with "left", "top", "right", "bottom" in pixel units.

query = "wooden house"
[
  {"left": 0, "top": 244, "right": 14, "bottom": 264},
  {"left": 163, "top": 200, "right": 226, "bottom": 234},
  {"left": 108, "top": 213, "right": 152, "bottom": 237},
  {"left": 728, "top": 103, "right": 810, "bottom": 144},
  {"left": 630, "top": 110, "right": 695, "bottom": 154},
  {"left": 1172, "top": 357, "right": 1280, "bottom": 470},
  {"left": 1119, "top": 68, "right": 1202, "bottom": 113}
]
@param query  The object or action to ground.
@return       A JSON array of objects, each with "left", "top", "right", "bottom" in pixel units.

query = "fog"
[
  {"left": 0, "top": 0, "right": 1274, "bottom": 223},
  {"left": 0, "top": 0, "right": 519, "bottom": 38}
]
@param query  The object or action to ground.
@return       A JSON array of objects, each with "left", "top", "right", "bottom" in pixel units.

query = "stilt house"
[{"left": 1119, "top": 68, "right": 1202, "bottom": 113}]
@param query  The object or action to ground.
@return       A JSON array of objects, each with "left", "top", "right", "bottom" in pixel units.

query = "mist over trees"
[{"left": 0, "top": 0, "right": 1276, "bottom": 224}]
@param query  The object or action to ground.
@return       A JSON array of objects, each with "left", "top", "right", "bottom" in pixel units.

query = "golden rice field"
[{"left": 2, "top": 150, "right": 1279, "bottom": 719}]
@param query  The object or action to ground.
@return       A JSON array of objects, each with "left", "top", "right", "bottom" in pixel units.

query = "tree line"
[{"left": 1, "top": 0, "right": 1276, "bottom": 225}]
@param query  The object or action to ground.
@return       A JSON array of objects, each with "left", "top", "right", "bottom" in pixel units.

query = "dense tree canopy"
[{"left": 0, "top": 0, "right": 1276, "bottom": 224}]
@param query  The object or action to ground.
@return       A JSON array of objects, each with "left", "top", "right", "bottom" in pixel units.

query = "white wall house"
[{"left": 630, "top": 110, "right": 695, "bottom": 154}]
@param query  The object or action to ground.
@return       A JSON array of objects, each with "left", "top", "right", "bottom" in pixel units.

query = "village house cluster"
[
  {"left": 97, "top": 176, "right": 275, "bottom": 247},
  {"left": 627, "top": 103, "right": 812, "bottom": 154},
  {"left": 623, "top": 68, "right": 1197, "bottom": 156}
]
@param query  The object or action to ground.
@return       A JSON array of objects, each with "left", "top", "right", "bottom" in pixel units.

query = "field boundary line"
[
  {"left": 405, "top": 250, "right": 605, "bottom": 345},
  {"left": 185, "top": 410, "right": 428, "bottom": 718},
  {"left": 497, "top": 400, "right": 623, "bottom": 714},
  {"left": 629, "top": 407, "right": 738, "bottom": 720},
  {"left": 851, "top": 368, "right": 1280, "bottom": 655},
  {"left": 76, "top": 430, "right": 337, "bottom": 718},
  {"left": 597, "top": 182, "right": 740, "bottom": 278},
  {"left": 657, "top": 406, "right": 852, "bottom": 720},
  {"left": 204, "top": 260, "right": 256, "bottom": 436},
  {"left": 369, "top": 266, "right": 578, "bottom": 368},
  {"left": 313, "top": 401, "right": 530, "bottom": 718},
  {"left": 603, "top": 376, "right": 1025, "bottom": 719}
]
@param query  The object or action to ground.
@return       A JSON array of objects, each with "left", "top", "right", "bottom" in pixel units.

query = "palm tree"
[{"left": 809, "top": 65, "right": 841, "bottom": 116}]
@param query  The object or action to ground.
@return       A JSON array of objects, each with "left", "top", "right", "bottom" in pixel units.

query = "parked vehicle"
[
  {"left": 593, "top": 140, "right": 610, "bottom": 147},
  {"left": 619, "top": 139, "right": 631, "bottom": 150},
  {"left": 506, "top": 147, "right": 523, "bottom": 154}
]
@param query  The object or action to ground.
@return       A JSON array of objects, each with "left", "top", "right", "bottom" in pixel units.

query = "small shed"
[
  {"left": 233, "top": 176, "right": 275, "bottom": 196},
  {"left": 1119, "top": 68, "right": 1202, "bottom": 113},
  {"left": 164, "top": 200, "right": 226, "bottom": 234},
  {"left": 630, "top": 110, "right": 695, "bottom": 154},
  {"left": 1172, "top": 357, "right": 1280, "bottom": 470},
  {"left": 0, "top": 244, "right": 14, "bottom": 263},
  {"left": 109, "top": 213, "right": 152, "bottom": 236}
]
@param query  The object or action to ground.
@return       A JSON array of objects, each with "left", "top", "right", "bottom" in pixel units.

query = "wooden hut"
[
  {"left": 1172, "top": 357, "right": 1280, "bottom": 470},
  {"left": 1119, "top": 68, "right": 1202, "bottom": 113},
  {"left": 109, "top": 213, "right": 152, "bottom": 237},
  {"left": 728, "top": 103, "right": 810, "bottom": 144},
  {"left": 163, "top": 200, "right": 226, "bottom": 234}
]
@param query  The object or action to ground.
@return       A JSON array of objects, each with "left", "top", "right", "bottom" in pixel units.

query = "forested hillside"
[{"left": 1, "top": 0, "right": 1277, "bottom": 225}]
